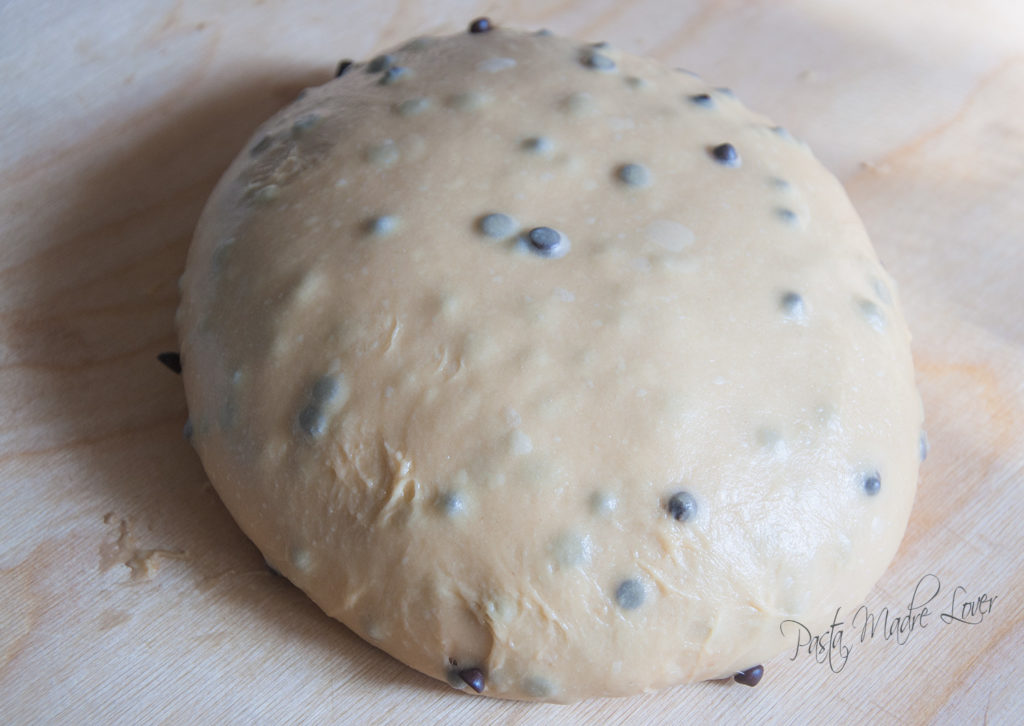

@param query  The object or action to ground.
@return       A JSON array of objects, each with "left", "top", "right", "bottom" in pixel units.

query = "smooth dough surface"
[{"left": 178, "top": 26, "right": 924, "bottom": 703}]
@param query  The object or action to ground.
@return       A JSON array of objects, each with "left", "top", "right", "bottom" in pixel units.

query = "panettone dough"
[{"left": 177, "top": 24, "right": 924, "bottom": 702}]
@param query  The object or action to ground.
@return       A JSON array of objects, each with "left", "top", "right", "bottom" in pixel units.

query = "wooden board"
[{"left": 2, "top": 1, "right": 1023, "bottom": 722}]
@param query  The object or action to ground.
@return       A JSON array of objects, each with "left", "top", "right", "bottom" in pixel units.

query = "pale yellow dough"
[{"left": 178, "top": 26, "right": 923, "bottom": 702}]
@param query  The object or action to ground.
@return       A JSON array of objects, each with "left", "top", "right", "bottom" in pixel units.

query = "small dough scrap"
[{"left": 178, "top": 24, "right": 923, "bottom": 702}]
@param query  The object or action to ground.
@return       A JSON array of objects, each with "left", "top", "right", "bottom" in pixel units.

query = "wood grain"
[{"left": 2, "top": 1, "right": 1022, "bottom": 723}]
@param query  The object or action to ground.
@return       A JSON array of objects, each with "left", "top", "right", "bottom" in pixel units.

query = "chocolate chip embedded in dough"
[
  {"left": 863, "top": 471, "right": 882, "bottom": 496},
  {"left": 780, "top": 291, "right": 806, "bottom": 320},
  {"left": 436, "top": 491, "right": 466, "bottom": 516},
  {"left": 335, "top": 59, "right": 354, "bottom": 77},
  {"left": 776, "top": 208, "right": 798, "bottom": 224},
  {"left": 616, "top": 163, "right": 652, "bottom": 188},
  {"left": 366, "top": 54, "right": 394, "bottom": 73},
  {"left": 367, "top": 215, "right": 399, "bottom": 237},
  {"left": 689, "top": 93, "right": 714, "bottom": 107},
  {"left": 395, "top": 97, "right": 430, "bottom": 116},
  {"left": 521, "top": 136, "right": 554, "bottom": 154},
  {"left": 527, "top": 226, "right": 567, "bottom": 257},
  {"left": 615, "top": 578, "right": 645, "bottom": 610},
  {"left": 298, "top": 404, "right": 327, "bottom": 439},
  {"left": 733, "top": 665, "right": 764, "bottom": 686},
  {"left": 468, "top": 17, "right": 493, "bottom": 34},
  {"left": 479, "top": 213, "right": 517, "bottom": 238},
  {"left": 666, "top": 491, "right": 697, "bottom": 522},
  {"left": 580, "top": 49, "right": 616, "bottom": 72},
  {"left": 379, "top": 66, "right": 409, "bottom": 86},
  {"left": 459, "top": 667, "right": 486, "bottom": 692},
  {"left": 711, "top": 142, "right": 741, "bottom": 167}
]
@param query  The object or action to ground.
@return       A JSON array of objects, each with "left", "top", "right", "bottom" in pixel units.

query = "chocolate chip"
[
  {"left": 734, "top": 665, "right": 764, "bottom": 686},
  {"left": 335, "top": 59, "right": 354, "bottom": 77},
  {"left": 527, "top": 226, "right": 565, "bottom": 256},
  {"left": 157, "top": 352, "right": 182, "bottom": 374},
  {"left": 311, "top": 375, "right": 339, "bottom": 404},
  {"left": 711, "top": 143, "right": 740, "bottom": 167},
  {"left": 617, "top": 163, "right": 652, "bottom": 188},
  {"left": 367, "top": 54, "right": 393, "bottom": 73},
  {"left": 436, "top": 491, "right": 465, "bottom": 516},
  {"left": 522, "top": 136, "right": 554, "bottom": 154},
  {"left": 459, "top": 668, "right": 486, "bottom": 692},
  {"left": 776, "top": 208, "right": 798, "bottom": 224},
  {"left": 780, "top": 291, "right": 805, "bottom": 319},
  {"left": 615, "top": 579, "right": 645, "bottom": 610},
  {"left": 581, "top": 49, "right": 616, "bottom": 71},
  {"left": 863, "top": 471, "right": 881, "bottom": 496},
  {"left": 857, "top": 298, "right": 886, "bottom": 330},
  {"left": 396, "top": 97, "right": 430, "bottom": 116},
  {"left": 291, "top": 114, "right": 320, "bottom": 137},
  {"left": 468, "top": 17, "right": 493, "bottom": 33},
  {"left": 379, "top": 66, "right": 408, "bottom": 85},
  {"left": 368, "top": 215, "right": 399, "bottom": 236},
  {"left": 666, "top": 491, "right": 697, "bottom": 521},
  {"left": 298, "top": 404, "right": 327, "bottom": 438},
  {"left": 479, "top": 213, "right": 517, "bottom": 238},
  {"left": 689, "top": 93, "right": 713, "bottom": 107}
]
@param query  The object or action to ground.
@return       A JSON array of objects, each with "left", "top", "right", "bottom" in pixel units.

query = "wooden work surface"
[{"left": 2, "top": 1, "right": 1023, "bottom": 723}]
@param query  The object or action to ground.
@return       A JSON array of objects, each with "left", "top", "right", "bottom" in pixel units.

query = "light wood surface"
[{"left": 2, "top": 1, "right": 1023, "bottom": 723}]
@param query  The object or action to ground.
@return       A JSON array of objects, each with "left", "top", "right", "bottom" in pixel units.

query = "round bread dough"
[{"left": 177, "top": 23, "right": 924, "bottom": 702}]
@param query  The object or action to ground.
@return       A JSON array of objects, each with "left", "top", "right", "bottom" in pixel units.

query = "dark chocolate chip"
[
  {"left": 689, "top": 93, "right": 713, "bottom": 107},
  {"left": 734, "top": 665, "right": 764, "bottom": 686},
  {"left": 311, "top": 375, "right": 339, "bottom": 404},
  {"left": 780, "top": 291, "right": 805, "bottom": 319},
  {"left": 617, "top": 163, "right": 652, "bottom": 188},
  {"left": 776, "top": 208, "right": 798, "bottom": 224},
  {"left": 367, "top": 215, "right": 399, "bottom": 236},
  {"left": 379, "top": 66, "right": 408, "bottom": 85},
  {"left": 581, "top": 49, "right": 616, "bottom": 71},
  {"left": 335, "top": 59, "right": 354, "bottom": 77},
  {"left": 459, "top": 667, "right": 486, "bottom": 693},
  {"left": 367, "top": 54, "right": 393, "bottom": 73},
  {"left": 157, "top": 352, "right": 182, "bottom": 374},
  {"left": 863, "top": 471, "right": 881, "bottom": 496},
  {"left": 666, "top": 491, "right": 697, "bottom": 521},
  {"left": 298, "top": 404, "right": 327, "bottom": 438},
  {"left": 711, "top": 143, "right": 740, "bottom": 167},
  {"left": 527, "top": 226, "right": 563, "bottom": 255},
  {"left": 615, "top": 578, "right": 645, "bottom": 610},
  {"left": 436, "top": 491, "right": 465, "bottom": 516},
  {"left": 521, "top": 136, "right": 554, "bottom": 154},
  {"left": 479, "top": 213, "right": 517, "bottom": 238},
  {"left": 469, "top": 17, "right": 493, "bottom": 33}
]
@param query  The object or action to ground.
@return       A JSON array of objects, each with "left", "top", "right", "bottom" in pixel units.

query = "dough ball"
[{"left": 177, "top": 21, "right": 923, "bottom": 702}]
